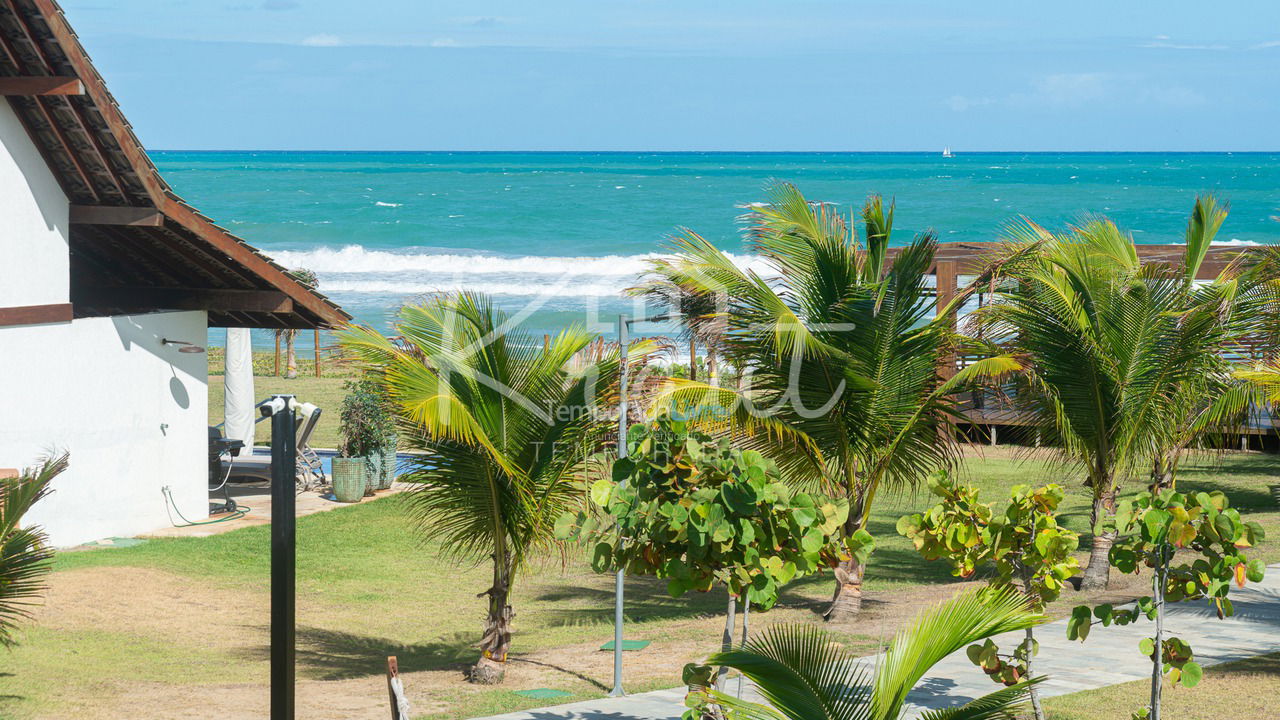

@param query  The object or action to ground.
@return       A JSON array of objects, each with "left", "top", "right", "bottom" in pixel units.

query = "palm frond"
[
  {"left": 915, "top": 679, "right": 1047, "bottom": 720},
  {"left": 701, "top": 588, "right": 1045, "bottom": 720},
  {"left": 0, "top": 453, "right": 65, "bottom": 647},
  {"left": 871, "top": 587, "right": 1044, "bottom": 720}
]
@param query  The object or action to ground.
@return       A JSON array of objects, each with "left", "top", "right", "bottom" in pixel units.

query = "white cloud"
[
  {"left": 1138, "top": 85, "right": 1206, "bottom": 108},
  {"left": 1140, "top": 38, "right": 1229, "bottom": 51},
  {"left": 1250, "top": 40, "right": 1280, "bottom": 50},
  {"left": 430, "top": 37, "right": 460, "bottom": 47},
  {"left": 301, "top": 33, "right": 342, "bottom": 47},
  {"left": 1027, "top": 73, "right": 1111, "bottom": 107},
  {"left": 968, "top": 73, "right": 1205, "bottom": 112},
  {"left": 457, "top": 16, "right": 507, "bottom": 28},
  {"left": 946, "top": 95, "right": 994, "bottom": 112}
]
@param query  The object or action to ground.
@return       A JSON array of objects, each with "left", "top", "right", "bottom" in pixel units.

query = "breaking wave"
[{"left": 267, "top": 244, "right": 769, "bottom": 276}]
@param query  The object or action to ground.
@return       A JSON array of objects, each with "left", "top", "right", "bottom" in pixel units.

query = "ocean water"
[{"left": 153, "top": 152, "right": 1280, "bottom": 348}]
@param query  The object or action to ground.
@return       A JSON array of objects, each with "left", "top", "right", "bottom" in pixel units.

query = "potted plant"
[
  {"left": 334, "top": 378, "right": 392, "bottom": 501},
  {"left": 379, "top": 432, "right": 398, "bottom": 490}
]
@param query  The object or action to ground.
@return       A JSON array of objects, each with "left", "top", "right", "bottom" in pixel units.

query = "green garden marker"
[
  {"left": 599, "top": 639, "right": 651, "bottom": 651},
  {"left": 514, "top": 689, "right": 573, "bottom": 699}
]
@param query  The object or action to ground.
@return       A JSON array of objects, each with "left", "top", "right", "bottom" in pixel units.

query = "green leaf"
[
  {"left": 966, "top": 644, "right": 984, "bottom": 665},
  {"left": 1138, "top": 637, "right": 1154, "bottom": 656},
  {"left": 591, "top": 542, "right": 614, "bottom": 572},
  {"left": 667, "top": 577, "right": 689, "bottom": 598},
  {"left": 1181, "top": 661, "right": 1203, "bottom": 687},
  {"left": 1213, "top": 512, "right": 1237, "bottom": 543},
  {"left": 1067, "top": 606, "right": 1092, "bottom": 642},
  {"left": 682, "top": 663, "right": 713, "bottom": 688},
  {"left": 590, "top": 478, "right": 614, "bottom": 507},
  {"left": 1246, "top": 558, "right": 1266, "bottom": 583},
  {"left": 801, "top": 527, "right": 825, "bottom": 553},
  {"left": 1143, "top": 508, "right": 1171, "bottom": 542},
  {"left": 553, "top": 512, "right": 578, "bottom": 540},
  {"left": 720, "top": 482, "right": 758, "bottom": 516}
]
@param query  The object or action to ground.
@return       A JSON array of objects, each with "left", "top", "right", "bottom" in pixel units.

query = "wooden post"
[
  {"left": 314, "top": 329, "right": 321, "bottom": 378},
  {"left": 386, "top": 656, "right": 411, "bottom": 719},
  {"left": 935, "top": 260, "right": 958, "bottom": 380},
  {"left": 274, "top": 333, "right": 281, "bottom": 377},
  {"left": 935, "top": 261, "right": 959, "bottom": 443},
  {"left": 544, "top": 334, "right": 550, "bottom": 351},
  {"left": 689, "top": 339, "right": 697, "bottom": 382}
]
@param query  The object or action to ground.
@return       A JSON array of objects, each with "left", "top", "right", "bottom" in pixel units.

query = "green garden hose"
[{"left": 162, "top": 485, "right": 249, "bottom": 526}]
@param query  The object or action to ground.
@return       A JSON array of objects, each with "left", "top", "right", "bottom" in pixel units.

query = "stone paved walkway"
[{"left": 472, "top": 564, "right": 1280, "bottom": 720}]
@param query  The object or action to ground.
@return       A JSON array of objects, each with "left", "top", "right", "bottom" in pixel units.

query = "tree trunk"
[
  {"left": 1149, "top": 458, "right": 1174, "bottom": 493},
  {"left": 1081, "top": 487, "right": 1117, "bottom": 591},
  {"left": 1023, "top": 627, "right": 1044, "bottom": 720},
  {"left": 824, "top": 554, "right": 865, "bottom": 622},
  {"left": 1149, "top": 546, "right": 1168, "bottom": 720},
  {"left": 285, "top": 330, "right": 298, "bottom": 379},
  {"left": 715, "top": 594, "right": 737, "bottom": 690},
  {"left": 1016, "top": 563, "right": 1045, "bottom": 720},
  {"left": 472, "top": 553, "right": 514, "bottom": 684}
]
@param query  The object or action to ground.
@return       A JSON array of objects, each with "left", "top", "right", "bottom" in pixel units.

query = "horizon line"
[{"left": 150, "top": 149, "right": 1280, "bottom": 155}]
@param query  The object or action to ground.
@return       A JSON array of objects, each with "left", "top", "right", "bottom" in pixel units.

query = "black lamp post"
[{"left": 262, "top": 394, "right": 298, "bottom": 719}]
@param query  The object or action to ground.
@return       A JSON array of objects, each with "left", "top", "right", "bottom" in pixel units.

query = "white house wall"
[
  {"left": 0, "top": 99, "right": 69, "bottom": 307},
  {"left": 0, "top": 311, "right": 210, "bottom": 546}
]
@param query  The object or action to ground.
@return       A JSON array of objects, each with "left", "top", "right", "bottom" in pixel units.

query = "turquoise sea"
[{"left": 153, "top": 152, "right": 1280, "bottom": 348}]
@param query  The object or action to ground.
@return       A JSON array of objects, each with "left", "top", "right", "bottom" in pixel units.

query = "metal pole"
[
  {"left": 737, "top": 598, "right": 750, "bottom": 697},
  {"left": 610, "top": 316, "right": 629, "bottom": 697},
  {"left": 270, "top": 395, "right": 297, "bottom": 720}
]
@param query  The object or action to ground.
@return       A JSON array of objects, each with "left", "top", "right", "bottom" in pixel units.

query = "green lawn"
[
  {"left": 2, "top": 449, "right": 1277, "bottom": 719},
  {"left": 1044, "top": 651, "right": 1280, "bottom": 719},
  {"left": 209, "top": 374, "right": 348, "bottom": 448}
]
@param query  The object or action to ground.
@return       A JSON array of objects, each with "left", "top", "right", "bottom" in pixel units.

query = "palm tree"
[
  {"left": 687, "top": 587, "right": 1046, "bottom": 720},
  {"left": 967, "top": 198, "right": 1258, "bottom": 590},
  {"left": 340, "top": 293, "right": 626, "bottom": 684},
  {"left": 278, "top": 267, "right": 318, "bottom": 379},
  {"left": 635, "top": 182, "right": 961, "bottom": 621},
  {"left": 1, "top": 454, "right": 67, "bottom": 647}
]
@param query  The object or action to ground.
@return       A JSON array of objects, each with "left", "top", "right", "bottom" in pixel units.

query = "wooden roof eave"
[{"left": 22, "top": 0, "right": 350, "bottom": 329}]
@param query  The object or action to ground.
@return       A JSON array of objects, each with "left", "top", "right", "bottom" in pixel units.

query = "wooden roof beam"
[
  {"left": 70, "top": 204, "right": 164, "bottom": 226},
  {"left": 73, "top": 286, "right": 294, "bottom": 314},
  {"left": 0, "top": 76, "right": 83, "bottom": 95}
]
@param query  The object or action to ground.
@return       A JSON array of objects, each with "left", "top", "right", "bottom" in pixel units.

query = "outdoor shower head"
[{"left": 161, "top": 338, "right": 206, "bottom": 354}]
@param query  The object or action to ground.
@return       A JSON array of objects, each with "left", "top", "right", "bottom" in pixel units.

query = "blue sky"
[{"left": 63, "top": 1, "right": 1280, "bottom": 151}]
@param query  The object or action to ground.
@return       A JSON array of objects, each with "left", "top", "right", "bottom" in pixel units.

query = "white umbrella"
[{"left": 224, "top": 327, "right": 256, "bottom": 447}]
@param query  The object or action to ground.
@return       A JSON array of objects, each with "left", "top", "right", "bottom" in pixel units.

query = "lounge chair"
[{"left": 220, "top": 405, "right": 327, "bottom": 490}]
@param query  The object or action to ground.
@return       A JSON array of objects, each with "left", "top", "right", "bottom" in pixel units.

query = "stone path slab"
[{"left": 471, "top": 564, "right": 1280, "bottom": 720}]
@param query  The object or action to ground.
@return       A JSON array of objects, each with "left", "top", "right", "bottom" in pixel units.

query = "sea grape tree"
[
  {"left": 555, "top": 413, "right": 851, "bottom": 643},
  {"left": 898, "top": 475, "right": 1078, "bottom": 720},
  {"left": 1065, "top": 488, "right": 1265, "bottom": 720}
]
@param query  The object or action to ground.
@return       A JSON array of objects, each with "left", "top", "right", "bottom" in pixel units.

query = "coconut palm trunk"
[
  {"left": 474, "top": 549, "right": 515, "bottom": 684},
  {"left": 825, "top": 554, "right": 866, "bottom": 621},
  {"left": 284, "top": 329, "right": 299, "bottom": 379},
  {"left": 1081, "top": 484, "right": 1117, "bottom": 590}
]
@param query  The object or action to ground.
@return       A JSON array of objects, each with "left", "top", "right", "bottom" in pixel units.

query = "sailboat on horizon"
[{"left": 942, "top": 146, "right": 954, "bottom": 158}]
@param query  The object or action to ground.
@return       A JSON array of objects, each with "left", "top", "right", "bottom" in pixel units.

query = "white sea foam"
[
  {"left": 374, "top": 201, "right": 402, "bottom": 207},
  {"left": 321, "top": 279, "right": 628, "bottom": 298},
  {"left": 268, "top": 245, "right": 770, "bottom": 277}
]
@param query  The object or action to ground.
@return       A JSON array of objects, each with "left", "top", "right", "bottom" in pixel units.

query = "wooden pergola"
[{"left": 915, "top": 242, "right": 1275, "bottom": 439}]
